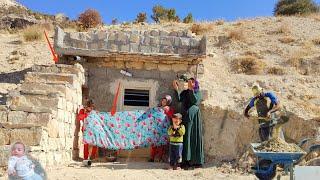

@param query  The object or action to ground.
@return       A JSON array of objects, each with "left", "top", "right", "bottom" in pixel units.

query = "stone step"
[
  {"left": 21, "top": 82, "right": 69, "bottom": 97},
  {"left": 24, "top": 72, "right": 78, "bottom": 87},
  {"left": 32, "top": 64, "right": 85, "bottom": 83},
  {"left": 9, "top": 94, "right": 65, "bottom": 113},
  {"left": 20, "top": 82, "right": 80, "bottom": 104}
]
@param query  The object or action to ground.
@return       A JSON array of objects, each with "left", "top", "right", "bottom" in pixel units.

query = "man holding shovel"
[{"left": 244, "top": 84, "right": 288, "bottom": 141}]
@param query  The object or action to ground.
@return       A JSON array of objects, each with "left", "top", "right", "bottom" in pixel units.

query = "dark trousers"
[
  {"left": 259, "top": 124, "right": 272, "bottom": 142},
  {"left": 169, "top": 143, "right": 183, "bottom": 166}
]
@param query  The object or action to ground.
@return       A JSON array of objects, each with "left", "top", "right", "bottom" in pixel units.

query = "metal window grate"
[{"left": 124, "top": 89, "right": 149, "bottom": 106}]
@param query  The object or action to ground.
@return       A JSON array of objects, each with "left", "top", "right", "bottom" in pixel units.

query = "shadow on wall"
[
  {"left": 0, "top": 68, "right": 31, "bottom": 84},
  {"left": 28, "top": 156, "right": 47, "bottom": 180},
  {"left": 0, "top": 93, "right": 7, "bottom": 105}
]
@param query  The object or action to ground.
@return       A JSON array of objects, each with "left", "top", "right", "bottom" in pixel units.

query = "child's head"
[
  {"left": 160, "top": 95, "right": 172, "bottom": 107},
  {"left": 11, "top": 142, "right": 25, "bottom": 157},
  {"left": 172, "top": 113, "right": 182, "bottom": 125},
  {"left": 85, "top": 99, "right": 95, "bottom": 112}
]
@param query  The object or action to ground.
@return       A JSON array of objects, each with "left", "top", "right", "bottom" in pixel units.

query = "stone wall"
[
  {"left": 54, "top": 26, "right": 206, "bottom": 58},
  {"left": 0, "top": 64, "right": 85, "bottom": 167},
  {"left": 85, "top": 67, "right": 183, "bottom": 113}
]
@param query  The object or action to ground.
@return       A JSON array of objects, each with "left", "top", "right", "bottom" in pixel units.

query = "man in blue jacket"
[{"left": 244, "top": 84, "right": 281, "bottom": 141}]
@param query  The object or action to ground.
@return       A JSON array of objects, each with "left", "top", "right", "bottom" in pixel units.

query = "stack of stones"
[
  {"left": 0, "top": 64, "right": 85, "bottom": 168},
  {"left": 56, "top": 26, "right": 206, "bottom": 56}
]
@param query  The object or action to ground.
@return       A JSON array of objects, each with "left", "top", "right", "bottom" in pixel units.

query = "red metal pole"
[
  {"left": 44, "top": 30, "right": 58, "bottom": 63},
  {"left": 111, "top": 82, "right": 121, "bottom": 116}
]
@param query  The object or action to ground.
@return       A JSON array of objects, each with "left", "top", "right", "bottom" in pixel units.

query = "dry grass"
[
  {"left": 288, "top": 41, "right": 316, "bottom": 68},
  {"left": 278, "top": 36, "right": 295, "bottom": 44},
  {"left": 267, "top": 67, "right": 285, "bottom": 75},
  {"left": 227, "top": 28, "right": 245, "bottom": 41},
  {"left": 273, "top": 24, "right": 291, "bottom": 34},
  {"left": 243, "top": 51, "right": 263, "bottom": 59},
  {"left": 307, "top": 13, "right": 320, "bottom": 21},
  {"left": 233, "top": 21, "right": 243, "bottom": 26},
  {"left": 22, "top": 25, "right": 43, "bottom": 42},
  {"left": 231, "top": 55, "right": 266, "bottom": 75},
  {"left": 297, "top": 101, "right": 320, "bottom": 116},
  {"left": 288, "top": 51, "right": 305, "bottom": 68},
  {"left": 190, "top": 23, "right": 214, "bottom": 35}
]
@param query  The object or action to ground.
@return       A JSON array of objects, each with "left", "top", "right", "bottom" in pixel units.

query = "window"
[{"left": 124, "top": 89, "right": 149, "bottom": 106}]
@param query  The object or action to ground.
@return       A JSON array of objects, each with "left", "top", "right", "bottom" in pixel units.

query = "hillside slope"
[{"left": 0, "top": 15, "right": 319, "bottom": 163}]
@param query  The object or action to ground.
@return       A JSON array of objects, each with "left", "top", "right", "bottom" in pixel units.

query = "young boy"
[
  {"left": 167, "top": 113, "right": 185, "bottom": 170},
  {"left": 8, "top": 142, "right": 43, "bottom": 180}
]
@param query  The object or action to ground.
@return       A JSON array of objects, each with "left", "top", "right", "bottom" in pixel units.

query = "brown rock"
[
  {"left": 126, "top": 61, "right": 144, "bottom": 70},
  {"left": 10, "top": 127, "right": 48, "bottom": 146},
  {"left": 114, "top": 61, "right": 125, "bottom": 69},
  {"left": 9, "top": 95, "right": 60, "bottom": 113},
  {"left": 129, "top": 34, "right": 140, "bottom": 43},
  {"left": 8, "top": 111, "right": 28, "bottom": 124},
  {"left": 171, "top": 64, "right": 188, "bottom": 72},
  {"left": 0, "top": 129, "right": 10, "bottom": 145},
  {"left": 144, "top": 63, "right": 158, "bottom": 70},
  {"left": 26, "top": 113, "right": 51, "bottom": 126},
  {"left": 0, "top": 110, "right": 8, "bottom": 123},
  {"left": 20, "top": 83, "right": 68, "bottom": 97},
  {"left": 0, "top": 145, "right": 10, "bottom": 166},
  {"left": 25, "top": 72, "right": 77, "bottom": 86},
  {"left": 158, "top": 64, "right": 172, "bottom": 71}
]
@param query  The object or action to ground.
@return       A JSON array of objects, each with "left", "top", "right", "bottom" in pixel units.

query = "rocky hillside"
[
  {"left": 0, "top": 0, "right": 72, "bottom": 30},
  {"left": 0, "top": 0, "right": 319, "bottom": 164}
]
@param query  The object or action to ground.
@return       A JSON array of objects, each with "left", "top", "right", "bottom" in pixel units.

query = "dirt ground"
[{"left": 42, "top": 161, "right": 256, "bottom": 180}]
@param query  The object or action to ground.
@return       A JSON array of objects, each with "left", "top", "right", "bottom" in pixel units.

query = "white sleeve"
[{"left": 8, "top": 157, "right": 17, "bottom": 174}]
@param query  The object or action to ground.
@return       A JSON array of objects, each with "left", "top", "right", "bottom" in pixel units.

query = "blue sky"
[{"left": 18, "top": 0, "right": 320, "bottom": 24}]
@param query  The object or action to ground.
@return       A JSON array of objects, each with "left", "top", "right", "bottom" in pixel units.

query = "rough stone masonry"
[{"left": 0, "top": 64, "right": 85, "bottom": 168}]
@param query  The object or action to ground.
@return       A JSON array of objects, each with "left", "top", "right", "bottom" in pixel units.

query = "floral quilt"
[{"left": 82, "top": 107, "right": 170, "bottom": 150}]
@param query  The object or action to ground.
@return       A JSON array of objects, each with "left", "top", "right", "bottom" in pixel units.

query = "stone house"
[{"left": 54, "top": 26, "right": 207, "bottom": 158}]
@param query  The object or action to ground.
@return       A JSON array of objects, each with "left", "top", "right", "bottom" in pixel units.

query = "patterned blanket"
[{"left": 82, "top": 107, "right": 170, "bottom": 150}]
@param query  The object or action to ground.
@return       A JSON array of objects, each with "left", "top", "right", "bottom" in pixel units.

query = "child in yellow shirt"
[{"left": 167, "top": 113, "right": 185, "bottom": 170}]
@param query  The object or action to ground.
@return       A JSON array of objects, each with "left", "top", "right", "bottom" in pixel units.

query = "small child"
[
  {"left": 78, "top": 99, "right": 98, "bottom": 166},
  {"left": 8, "top": 142, "right": 43, "bottom": 180},
  {"left": 149, "top": 95, "right": 174, "bottom": 162},
  {"left": 167, "top": 113, "right": 185, "bottom": 170}
]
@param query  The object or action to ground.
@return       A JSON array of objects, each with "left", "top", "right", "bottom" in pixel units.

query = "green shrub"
[
  {"left": 78, "top": 9, "right": 102, "bottom": 29},
  {"left": 274, "top": 0, "right": 319, "bottom": 16},
  {"left": 135, "top": 12, "right": 147, "bottom": 23},
  {"left": 151, "top": 5, "right": 167, "bottom": 23},
  {"left": 183, "top": 13, "right": 194, "bottom": 23},
  {"left": 167, "top": 8, "right": 180, "bottom": 22},
  {"left": 151, "top": 5, "right": 180, "bottom": 23}
]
